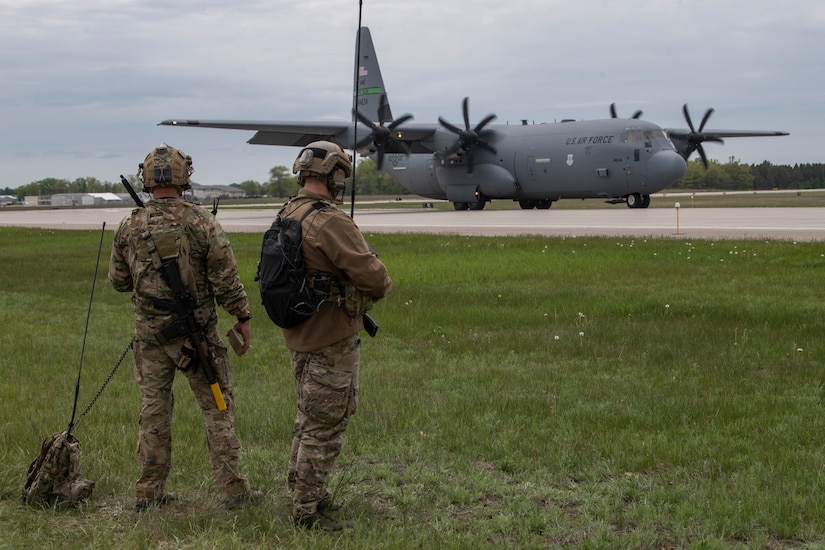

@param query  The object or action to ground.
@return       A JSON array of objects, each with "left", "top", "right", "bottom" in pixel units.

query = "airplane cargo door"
[
  {"left": 527, "top": 156, "right": 536, "bottom": 181},
  {"left": 511, "top": 153, "right": 536, "bottom": 196}
]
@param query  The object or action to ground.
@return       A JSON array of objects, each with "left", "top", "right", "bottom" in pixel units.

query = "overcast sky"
[{"left": 1, "top": 0, "right": 822, "bottom": 189}]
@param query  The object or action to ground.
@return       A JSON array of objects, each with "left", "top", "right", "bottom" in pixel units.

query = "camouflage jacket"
[
  {"left": 281, "top": 189, "right": 392, "bottom": 352},
  {"left": 109, "top": 197, "right": 249, "bottom": 343}
]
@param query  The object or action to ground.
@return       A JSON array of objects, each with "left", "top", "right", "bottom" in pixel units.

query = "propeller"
[
  {"left": 438, "top": 97, "right": 497, "bottom": 174},
  {"left": 680, "top": 104, "right": 724, "bottom": 169},
  {"left": 354, "top": 93, "right": 413, "bottom": 170},
  {"left": 610, "top": 103, "right": 643, "bottom": 119}
]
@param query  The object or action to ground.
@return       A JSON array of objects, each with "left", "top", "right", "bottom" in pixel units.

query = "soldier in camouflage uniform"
[
  {"left": 109, "top": 144, "right": 262, "bottom": 512},
  {"left": 281, "top": 141, "right": 392, "bottom": 530}
]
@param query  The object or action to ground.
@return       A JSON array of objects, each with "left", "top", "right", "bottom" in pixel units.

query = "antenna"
[
  {"left": 350, "top": 0, "right": 364, "bottom": 218},
  {"left": 67, "top": 222, "right": 106, "bottom": 436}
]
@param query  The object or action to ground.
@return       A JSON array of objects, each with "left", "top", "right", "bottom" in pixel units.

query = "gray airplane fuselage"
[{"left": 379, "top": 118, "right": 686, "bottom": 208}]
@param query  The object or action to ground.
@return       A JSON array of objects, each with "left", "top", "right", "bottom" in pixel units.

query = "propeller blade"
[
  {"left": 475, "top": 113, "right": 497, "bottom": 132},
  {"left": 355, "top": 109, "right": 376, "bottom": 129},
  {"left": 697, "top": 144, "right": 709, "bottom": 169},
  {"left": 462, "top": 97, "right": 471, "bottom": 130},
  {"left": 680, "top": 104, "right": 723, "bottom": 170},
  {"left": 698, "top": 108, "right": 714, "bottom": 133},
  {"left": 610, "top": 103, "right": 643, "bottom": 119},
  {"left": 443, "top": 140, "right": 463, "bottom": 158},
  {"left": 355, "top": 134, "right": 374, "bottom": 150},
  {"left": 354, "top": 93, "right": 413, "bottom": 170},
  {"left": 438, "top": 116, "right": 463, "bottom": 136},
  {"left": 437, "top": 97, "right": 498, "bottom": 171},
  {"left": 387, "top": 113, "right": 413, "bottom": 132},
  {"left": 683, "top": 104, "right": 696, "bottom": 133}
]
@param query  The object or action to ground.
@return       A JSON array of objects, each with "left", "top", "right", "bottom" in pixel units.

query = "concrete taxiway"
[{"left": 0, "top": 205, "right": 823, "bottom": 241}]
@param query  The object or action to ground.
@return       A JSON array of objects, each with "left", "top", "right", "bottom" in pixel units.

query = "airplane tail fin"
[{"left": 353, "top": 27, "right": 392, "bottom": 123}]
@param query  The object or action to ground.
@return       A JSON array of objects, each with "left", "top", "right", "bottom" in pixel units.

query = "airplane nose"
[{"left": 647, "top": 149, "right": 687, "bottom": 187}]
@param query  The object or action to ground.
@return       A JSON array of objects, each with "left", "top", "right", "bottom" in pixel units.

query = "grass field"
[{"left": 1, "top": 225, "right": 824, "bottom": 549}]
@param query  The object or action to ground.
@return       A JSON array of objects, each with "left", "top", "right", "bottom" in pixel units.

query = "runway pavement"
[{"left": 1, "top": 205, "right": 823, "bottom": 241}]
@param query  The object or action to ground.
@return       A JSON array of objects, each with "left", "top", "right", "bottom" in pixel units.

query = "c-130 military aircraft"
[{"left": 160, "top": 27, "right": 788, "bottom": 211}]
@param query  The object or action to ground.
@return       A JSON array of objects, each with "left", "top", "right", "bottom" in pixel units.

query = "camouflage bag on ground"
[{"left": 21, "top": 431, "right": 95, "bottom": 507}]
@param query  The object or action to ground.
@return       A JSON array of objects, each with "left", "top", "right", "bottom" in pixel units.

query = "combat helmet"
[
  {"left": 138, "top": 143, "right": 193, "bottom": 191},
  {"left": 293, "top": 141, "right": 353, "bottom": 200}
]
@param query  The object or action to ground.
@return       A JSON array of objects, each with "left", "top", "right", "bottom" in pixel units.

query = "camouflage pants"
[
  {"left": 288, "top": 334, "right": 360, "bottom": 518},
  {"left": 133, "top": 333, "right": 250, "bottom": 500}
]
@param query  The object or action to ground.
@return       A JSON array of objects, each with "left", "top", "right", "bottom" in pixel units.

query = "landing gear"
[
  {"left": 468, "top": 197, "right": 487, "bottom": 210},
  {"left": 626, "top": 193, "right": 650, "bottom": 209},
  {"left": 454, "top": 195, "right": 487, "bottom": 210},
  {"left": 518, "top": 199, "right": 553, "bottom": 210}
]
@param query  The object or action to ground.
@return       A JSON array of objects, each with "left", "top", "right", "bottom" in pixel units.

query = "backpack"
[
  {"left": 256, "top": 200, "right": 331, "bottom": 328},
  {"left": 21, "top": 431, "right": 95, "bottom": 507}
]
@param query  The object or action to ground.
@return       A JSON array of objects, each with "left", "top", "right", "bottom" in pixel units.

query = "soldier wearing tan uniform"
[
  {"left": 109, "top": 144, "right": 262, "bottom": 512},
  {"left": 281, "top": 141, "right": 392, "bottom": 530}
]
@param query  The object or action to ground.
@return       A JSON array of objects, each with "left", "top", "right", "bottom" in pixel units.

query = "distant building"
[
  {"left": 0, "top": 195, "right": 19, "bottom": 206},
  {"left": 188, "top": 185, "right": 245, "bottom": 201},
  {"left": 21, "top": 193, "right": 128, "bottom": 206},
  {"left": 50, "top": 193, "right": 127, "bottom": 206}
]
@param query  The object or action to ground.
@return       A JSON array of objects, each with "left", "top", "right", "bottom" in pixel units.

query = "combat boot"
[
  {"left": 292, "top": 512, "right": 350, "bottom": 531},
  {"left": 317, "top": 496, "right": 343, "bottom": 514},
  {"left": 134, "top": 492, "right": 178, "bottom": 512}
]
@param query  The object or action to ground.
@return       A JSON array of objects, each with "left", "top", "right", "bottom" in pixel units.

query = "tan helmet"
[
  {"left": 138, "top": 143, "right": 193, "bottom": 191},
  {"left": 292, "top": 140, "right": 353, "bottom": 191}
]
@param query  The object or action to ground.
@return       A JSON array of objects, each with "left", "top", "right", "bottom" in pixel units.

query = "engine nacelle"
[{"left": 434, "top": 162, "right": 518, "bottom": 200}]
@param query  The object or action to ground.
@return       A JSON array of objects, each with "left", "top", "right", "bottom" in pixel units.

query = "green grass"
[{"left": 2, "top": 227, "right": 825, "bottom": 548}]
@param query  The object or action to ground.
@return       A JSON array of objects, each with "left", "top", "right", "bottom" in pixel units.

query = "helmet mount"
[
  {"left": 138, "top": 143, "right": 193, "bottom": 192},
  {"left": 293, "top": 141, "right": 353, "bottom": 202}
]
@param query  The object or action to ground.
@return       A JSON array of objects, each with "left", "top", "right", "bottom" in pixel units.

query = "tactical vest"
[{"left": 131, "top": 201, "right": 199, "bottom": 303}]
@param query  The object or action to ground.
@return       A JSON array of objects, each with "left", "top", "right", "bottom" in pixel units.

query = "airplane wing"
[
  {"left": 664, "top": 126, "right": 789, "bottom": 167},
  {"left": 158, "top": 119, "right": 352, "bottom": 147},
  {"left": 665, "top": 128, "right": 789, "bottom": 140},
  {"left": 159, "top": 118, "right": 440, "bottom": 153}
]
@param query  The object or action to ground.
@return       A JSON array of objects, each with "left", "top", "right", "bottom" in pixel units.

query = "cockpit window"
[{"left": 621, "top": 127, "right": 667, "bottom": 143}]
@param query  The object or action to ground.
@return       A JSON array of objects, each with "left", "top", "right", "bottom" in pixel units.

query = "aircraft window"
[
  {"left": 621, "top": 128, "right": 666, "bottom": 144},
  {"left": 621, "top": 128, "right": 641, "bottom": 142}
]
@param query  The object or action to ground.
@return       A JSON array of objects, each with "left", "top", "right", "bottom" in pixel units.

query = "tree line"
[
  {"left": 672, "top": 158, "right": 825, "bottom": 190},
  {"left": 2, "top": 158, "right": 406, "bottom": 200},
  {"left": 3, "top": 158, "right": 824, "bottom": 200}
]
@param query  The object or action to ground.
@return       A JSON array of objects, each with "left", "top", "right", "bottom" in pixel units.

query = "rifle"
[
  {"left": 148, "top": 255, "right": 227, "bottom": 412},
  {"left": 120, "top": 175, "right": 144, "bottom": 208},
  {"left": 121, "top": 173, "right": 226, "bottom": 411}
]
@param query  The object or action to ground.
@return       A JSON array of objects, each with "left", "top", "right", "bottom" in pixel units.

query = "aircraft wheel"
[
  {"left": 537, "top": 199, "right": 553, "bottom": 210},
  {"left": 626, "top": 193, "right": 641, "bottom": 209},
  {"left": 468, "top": 199, "right": 487, "bottom": 210},
  {"left": 453, "top": 202, "right": 469, "bottom": 211},
  {"left": 519, "top": 200, "right": 535, "bottom": 210},
  {"left": 640, "top": 194, "right": 651, "bottom": 208}
]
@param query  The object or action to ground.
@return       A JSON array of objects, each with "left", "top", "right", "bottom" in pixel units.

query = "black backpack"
[{"left": 256, "top": 200, "right": 331, "bottom": 328}]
